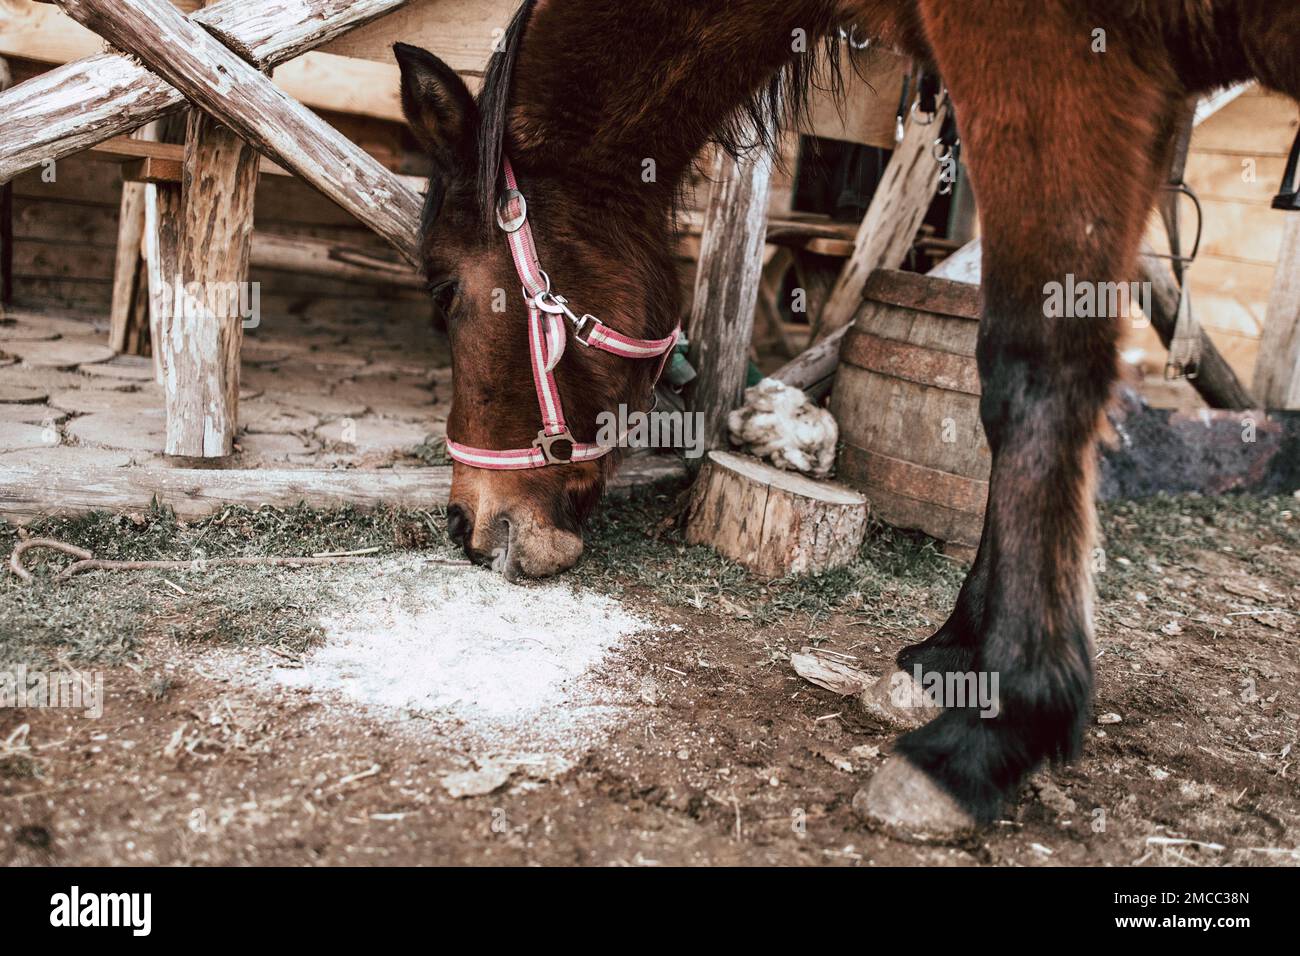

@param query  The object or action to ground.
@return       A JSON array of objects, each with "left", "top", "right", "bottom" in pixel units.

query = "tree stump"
[{"left": 685, "top": 451, "right": 868, "bottom": 578}]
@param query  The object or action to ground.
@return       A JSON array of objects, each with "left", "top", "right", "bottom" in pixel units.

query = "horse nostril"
[{"left": 446, "top": 503, "right": 473, "bottom": 549}]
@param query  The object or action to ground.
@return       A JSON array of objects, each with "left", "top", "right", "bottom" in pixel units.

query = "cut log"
[
  {"left": 159, "top": 107, "right": 258, "bottom": 457},
  {"left": 1251, "top": 212, "right": 1300, "bottom": 409},
  {"left": 685, "top": 450, "right": 868, "bottom": 578},
  {"left": 685, "top": 144, "right": 774, "bottom": 453},
  {"left": 0, "top": 0, "right": 407, "bottom": 186},
  {"left": 813, "top": 99, "right": 951, "bottom": 344},
  {"left": 53, "top": 0, "right": 423, "bottom": 264}
]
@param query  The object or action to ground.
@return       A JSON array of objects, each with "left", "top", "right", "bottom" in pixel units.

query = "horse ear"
[{"left": 394, "top": 43, "right": 478, "bottom": 170}]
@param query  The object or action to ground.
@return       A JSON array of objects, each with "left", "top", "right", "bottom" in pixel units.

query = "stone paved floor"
[{"left": 0, "top": 305, "right": 451, "bottom": 472}]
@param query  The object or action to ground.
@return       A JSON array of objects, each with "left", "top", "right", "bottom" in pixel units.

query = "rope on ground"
[{"left": 7, "top": 538, "right": 471, "bottom": 583}]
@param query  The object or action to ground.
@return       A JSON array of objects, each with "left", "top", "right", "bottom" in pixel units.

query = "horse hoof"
[
  {"left": 856, "top": 671, "right": 942, "bottom": 730},
  {"left": 853, "top": 757, "right": 979, "bottom": 843}
]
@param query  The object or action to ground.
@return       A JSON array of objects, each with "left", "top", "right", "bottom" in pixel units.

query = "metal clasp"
[
  {"left": 533, "top": 289, "right": 596, "bottom": 345},
  {"left": 533, "top": 428, "right": 576, "bottom": 464}
]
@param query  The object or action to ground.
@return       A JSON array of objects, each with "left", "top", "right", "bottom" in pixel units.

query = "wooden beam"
[
  {"left": 685, "top": 144, "right": 775, "bottom": 453},
  {"left": 1252, "top": 213, "right": 1300, "bottom": 409},
  {"left": 0, "top": 456, "right": 686, "bottom": 524},
  {"left": 0, "top": 0, "right": 408, "bottom": 185},
  {"left": 0, "top": 57, "right": 12, "bottom": 307},
  {"left": 99, "top": 135, "right": 427, "bottom": 192},
  {"left": 813, "top": 100, "right": 951, "bottom": 343},
  {"left": 0, "top": 1, "right": 423, "bottom": 123},
  {"left": 251, "top": 233, "right": 424, "bottom": 289},
  {"left": 54, "top": 0, "right": 423, "bottom": 265},
  {"left": 91, "top": 136, "right": 289, "bottom": 178}
]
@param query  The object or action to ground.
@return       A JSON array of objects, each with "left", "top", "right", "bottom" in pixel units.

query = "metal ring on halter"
[
  {"left": 533, "top": 428, "right": 576, "bottom": 464},
  {"left": 522, "top": 269, "right": 552, "bottom": 304},
  {"left": 910, "top": 99, "right": 937, "bottom": 126},
  {"left": 496, "top": 188, "right": 528, "bottom": 233}
]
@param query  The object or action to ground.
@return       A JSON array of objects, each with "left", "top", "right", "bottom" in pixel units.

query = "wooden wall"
[
  {"left": 1126, "top": 87, "right": 1300, "bottom": 399},
  {"left": 8, "top": 151, "right": 430, "bottom": 322}
]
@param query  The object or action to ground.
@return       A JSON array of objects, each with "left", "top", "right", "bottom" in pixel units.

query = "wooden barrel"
[{"left": 830, "top": 269, "right": 989, "bottom": 552}]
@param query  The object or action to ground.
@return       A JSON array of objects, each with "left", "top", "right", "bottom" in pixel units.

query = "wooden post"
[
  {"left": 686, "top": 144, "right": 774, "bottom": 453},
  {"left": 143, "top": 187, "right": 179, "bottom": 386},
  {"left": 158, "top": 100, "right": 259, "bottom": 457},
  {"left": 0, "top": 56, "right": 12, "bottom": 307},
  {"left": 54, "top": 0, "right": 422, "bottom": 264},
  {"left": 1252, "top": 212, "right": 1300, "bottom": 409},
  {"left": 108, "top": 126, "right": 154, "bottom": 353},
  {"left": 0, "top": 0, "right": 408, "bottom": 185},
  {"left": 814, "top": 100, "right": 951, "bottom": 344}
]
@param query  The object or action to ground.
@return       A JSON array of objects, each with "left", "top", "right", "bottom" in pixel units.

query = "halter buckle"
[
  {"left": 533, "top": 428, "right": 576, "bottom": 464},
  {"left": 570, "top": 313, "right": 597, "bottom": 344},
  {"left": 496, "top": 188, "right": 528, "bottom": 233}
]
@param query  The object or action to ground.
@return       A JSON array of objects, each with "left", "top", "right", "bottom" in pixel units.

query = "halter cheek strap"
[{"left": 444, "top": 156, "right": 680, "bottom": 470}]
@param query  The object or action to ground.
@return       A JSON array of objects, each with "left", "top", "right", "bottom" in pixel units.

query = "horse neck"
[{"left": 506, "top": 0, "right": 844, "bottom": 201}]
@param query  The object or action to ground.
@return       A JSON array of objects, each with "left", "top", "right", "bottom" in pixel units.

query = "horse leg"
[{"left": 858, "top": 4, "right": 1182, "bottom": 838}]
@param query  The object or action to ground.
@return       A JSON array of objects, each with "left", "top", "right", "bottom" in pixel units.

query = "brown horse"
[{"left": 394, "top": 0, "right": 1300, "bottom": 838}]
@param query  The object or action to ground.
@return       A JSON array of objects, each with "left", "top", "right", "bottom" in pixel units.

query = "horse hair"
[{"left": 475, "top": 0, "right": 859, "bottom": 225}]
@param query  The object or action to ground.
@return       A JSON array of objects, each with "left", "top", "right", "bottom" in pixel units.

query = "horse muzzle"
[{"left": 446, "top": 498, "right": 583, "bottom": 582}]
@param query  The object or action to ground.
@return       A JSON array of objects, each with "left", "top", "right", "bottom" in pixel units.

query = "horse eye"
[{"left": 428, "top": 279, "right": 460, "bottom": 315}]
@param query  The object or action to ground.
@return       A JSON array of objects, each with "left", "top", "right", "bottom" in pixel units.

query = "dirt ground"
[{"left": 1, "top": 486, "right": 1296, "bottom": 866}]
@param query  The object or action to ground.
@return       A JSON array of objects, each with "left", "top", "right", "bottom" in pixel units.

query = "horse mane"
[
  {"left": 476, "top": 0, "right": 536, "bottom": 223},
  {"left": 475, "top": 0, "right": 857, "bottom": 224}
]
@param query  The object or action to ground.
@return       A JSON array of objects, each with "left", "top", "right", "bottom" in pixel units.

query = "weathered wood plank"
[
  {"left": 53, "top": 0, "right": 423, "bottom": 265},
  {"left": 108, "top": 125, "right": 154, "bottom": 353},
  {"left": 814, "top": 100, "right": 951, "bottom": 343},
  {"left": 0, "top": 1, "right": 423, "bottom": 123},
  {"left": 685, "top": 145, "right": 774, "bottom": 452},
  {"left": 1252, "top": 212, "right": 1300, "bottom": 409},
  {"left": 0, "top": 456, "right": 687, "bottom": 524},
  {"left": 0, "top": 56, "right": 12, "bottom": 306},
  {"left": 0, "top": 0, "right": 408, "bottom": 186}
]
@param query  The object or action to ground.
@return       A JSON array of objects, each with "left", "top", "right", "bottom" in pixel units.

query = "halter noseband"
[{"left": 443, "top": 157, "right": 680, "bottom": 470}]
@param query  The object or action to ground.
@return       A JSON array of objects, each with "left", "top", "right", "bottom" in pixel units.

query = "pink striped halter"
[{"left": 444, "top": 157, "right": 680, "bottom": 470}]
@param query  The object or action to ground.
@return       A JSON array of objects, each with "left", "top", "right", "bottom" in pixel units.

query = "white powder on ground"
[{"left": 258, "top": 559, "right": 661, "bottom": 760}]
